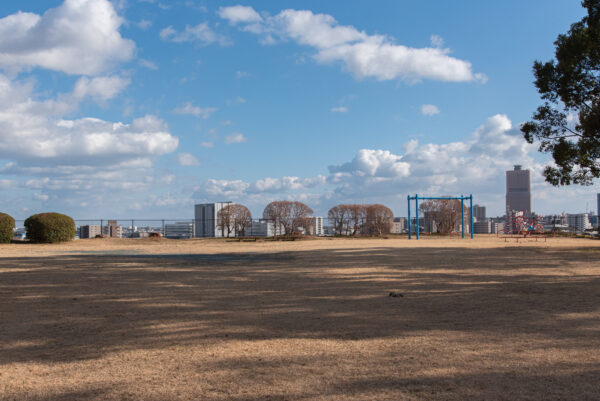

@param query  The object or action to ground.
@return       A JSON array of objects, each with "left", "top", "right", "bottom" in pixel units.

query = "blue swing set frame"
[{"left": 407, "top": 194, "right": 474, "bottom": 239}]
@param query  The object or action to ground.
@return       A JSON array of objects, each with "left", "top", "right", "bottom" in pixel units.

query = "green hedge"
[
  {"left": 24, "top": 212, "right": 75, "bottom": 243},
  {"left": 0, "top": 212, "right": 14, "bottom": 243}
]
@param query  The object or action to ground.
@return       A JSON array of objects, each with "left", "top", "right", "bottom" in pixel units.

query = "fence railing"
[{"left": 11, "top": 217, "right": 414, "bottom": 239}]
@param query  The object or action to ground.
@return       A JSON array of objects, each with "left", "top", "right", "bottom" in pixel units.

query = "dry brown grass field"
[{"left": 1, "top": 236, "right": 599, "bottom": 400}]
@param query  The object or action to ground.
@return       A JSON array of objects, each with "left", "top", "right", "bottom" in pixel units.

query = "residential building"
[
  {"left": 194, "top": 202, "right": 232, "bottom": 237},
  {"left": 164, "top": 222, "right": 194, "bottom": 239},
  {"left": 567, "top": 213, "right": 592, "bottom": 233},
  {"left": 391, "top": 217, "right": 406, "bottom": 234},
  {"left": 80, "top": 225, "right": 102, "bottom": 238},
  {"left": 473, "top": 220, "right": 491, "bottom": 234},
  {"left": 310, "top": 217, "right": 324, "bottom": 236},
  {"left": 102, "top": 220, "right": 122, "bottom": 238},
  {"left": 491, "top": 222, "right": 504, "bottom": 234}
]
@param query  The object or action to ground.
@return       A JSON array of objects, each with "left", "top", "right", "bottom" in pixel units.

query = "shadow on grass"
[{"left": 0, "top": 246, "right": 599, "bottom": 366}]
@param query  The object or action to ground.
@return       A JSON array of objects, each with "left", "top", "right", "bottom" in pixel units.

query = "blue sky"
[{"left": 0, "top": 0, "right": 597, "bottom": 219}]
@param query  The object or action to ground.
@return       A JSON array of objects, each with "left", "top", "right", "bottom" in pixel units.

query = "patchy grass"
[{"left": 1, "top": 237, "right": 599, "bottom": 400}]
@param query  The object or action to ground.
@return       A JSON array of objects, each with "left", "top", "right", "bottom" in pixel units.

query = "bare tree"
[
  {"left": 419, "top": 198, "right": 468, "bottom": 234},
  {"left": 263, "top": 200, "right": 313, "bottom": 236},
  {"left": 231, "top": 204, "right": 252, "bottom": 236},
  {"left": 327, "top": 205, "right": 347, "bottom": 235},
  {"left": 348, "top": 204, "right": 367, "bottom": 236},
  {"left": 289, "top": 201, "right": 313, "bottom": 235},
  {"left": 263, "top": 201, "right": 289, "bottom": 236},
  {"left": 217, "top": 205, "right": 234, "bottom": 237},
  {"left": 217, "top": 204, "right": 252, "bottom": 237},
  {"left": 365, "top": 204, "right": 394, "bottom": 236}
]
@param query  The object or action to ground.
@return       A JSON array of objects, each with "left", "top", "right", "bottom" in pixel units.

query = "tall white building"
[
  {"left": 194, "top": 202, "right": 232, "bottom": 237},
  {"left": 506, "top": 165, "right": 531, "bottom": 215},
  {"left": 311, "top": 217, "right": 324, "bottom": 236},
  {"left": 567, "top": 213, "right": 591, "bottom": 233}
]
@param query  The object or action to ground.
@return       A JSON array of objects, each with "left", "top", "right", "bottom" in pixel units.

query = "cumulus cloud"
[
  {"left": 225, "top": 132, "right": 247, "bottom": 144},
  {"left": 420, "top": 104, "right": 440, "bottom": 116},
  {"left": 330, "top": 106, "right": 348, "bottom": 113},
  {"left": 138, "top": 59, "right": 158, "bottom": 70},
  {"left": 160, "top": 23, "right": 230, "bottom": 46},
  {"left": 218, "top": 5, "right": 263, "bottom": 24},
  {"left": 200, "top": 141, "right": 214, "bottom": 148},
  {"left": 177, "top": 152, "right": 200, "bottom": 166},
  {"left": 219, "top": 6, "right": 485, "bottom": 83},
  {"left": 193, "top": 114, "right": 545, "bottom": 215},
  {"left": 0, "top": 0, "right": 135, "bottom": 75},
  {"left": 194, "top": 175, "right": 326, "bottom": 202},
  {"left": 136, "top": 19, "right": 152, "bottom": 30},
  {"left": 72, "top": 75, "right": 130, "bottom": 102},
  {"left": 172, "top": 102, "right": 218, "bottom": 119},
  {"left": 0, "top": 73, "right": 178, "bottom": 166}
]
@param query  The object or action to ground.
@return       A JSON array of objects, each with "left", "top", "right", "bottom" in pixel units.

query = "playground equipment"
[
  {"left": 407, "top": 194, "right": 474, "bottom": 240},
  {"left": 505, "top": 211, "right": 545, "bottom": 236}
]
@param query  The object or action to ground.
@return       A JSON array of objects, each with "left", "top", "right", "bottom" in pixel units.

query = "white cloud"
[
  {"left": 173, "top": 102, "right": 218, "bottom": 119},
  {"left": 33, "top": 193, "right": 49, "bottom": 201},
  {"left": 177, "top": 152, "right": 200, "bottom": 166},
  {"left": 420, "top": 104, "right": 440, "bottom": 116},
  {"left": 138, "top": 59, "right": 158, "bottom": 70},
  {"left": 430, "top": 34, "right": 444, "bottom": 48},
  {"left": 225, "top": 132, "right": 247, "bottom": 144},
  {"left": 0, "top": 74, "right": 178, "bottom": 165},
  {"left": 72, "top": 75, "right": 130, "bottom": 102},
  {"left": 0, "top": 179, "right": 15, "bottom": 189},
  {"left": 136, "top": 19, "right": 152, "bottom": 30},
  {"left": 330, "top": 106, "right": 348, "bottom": 113},
  {"left": 160, "top": 23, "right": 230, "bottom": 46},
  {"left": 192, "top": 114, "right": 551, "bottom": 215},
  {"left": 200, "top": 141, "right": 214, "bottom": 148},
  {"left": 235, "top": 70, "right": 250, "bottom": 78},
  {"left": 218, "top": 5, "right": 263, "bottom": 24},
  {"left": 219, "top": 7, "right": 485, "bottom": 83},
  {"left": 0, "top": 0, "right": 135, "bottom": 75}
]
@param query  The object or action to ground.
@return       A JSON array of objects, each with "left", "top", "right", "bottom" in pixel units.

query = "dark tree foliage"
[
  {"left": 0, "top": 212, "right": 15, "bottom": 243},
  {"left": 521, "top": 0, "right": 600, "bottom": 185},
  {"left": 24, "top": 212, "right": 75, "bottom": 243}
]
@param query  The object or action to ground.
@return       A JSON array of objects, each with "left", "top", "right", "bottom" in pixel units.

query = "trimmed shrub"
[
  {"left": 24, "top": 212, "right": 76, "bottom": 243},
  {"left": 0, "top": 212, "right": 15, "bottom": 243}
]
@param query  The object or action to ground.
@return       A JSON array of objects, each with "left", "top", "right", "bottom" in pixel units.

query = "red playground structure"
[{"left": 505, "top": 211, "right": 545, "bottom": 236}]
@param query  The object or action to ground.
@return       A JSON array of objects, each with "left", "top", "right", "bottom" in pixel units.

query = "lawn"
[{"left": 1, "top": 236, "right": 599, "bottom": 400}]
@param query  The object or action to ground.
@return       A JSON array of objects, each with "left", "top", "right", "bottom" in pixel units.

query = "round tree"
[
  {"left": 24, "top": 212, "right": 76, "bottom": 243},
  {"left": 0, "top": 212, "right": 15, "bottom": 243}
]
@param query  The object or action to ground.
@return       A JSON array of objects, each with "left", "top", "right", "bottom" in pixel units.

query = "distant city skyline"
[{"left": 0, "top": 0, "right": 598, "bottom": 219}]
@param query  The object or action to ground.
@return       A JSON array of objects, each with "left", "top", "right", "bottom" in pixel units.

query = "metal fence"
[{"left": 12, "top": 217, "right": 413, "bottom": 239}]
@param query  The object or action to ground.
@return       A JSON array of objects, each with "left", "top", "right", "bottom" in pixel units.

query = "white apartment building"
[
  {"left": 311, "top": 217, "right": 324, "bottom": 236},
  {"left": 567, "top": 213, "right": 592, "bottom": 233}
]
